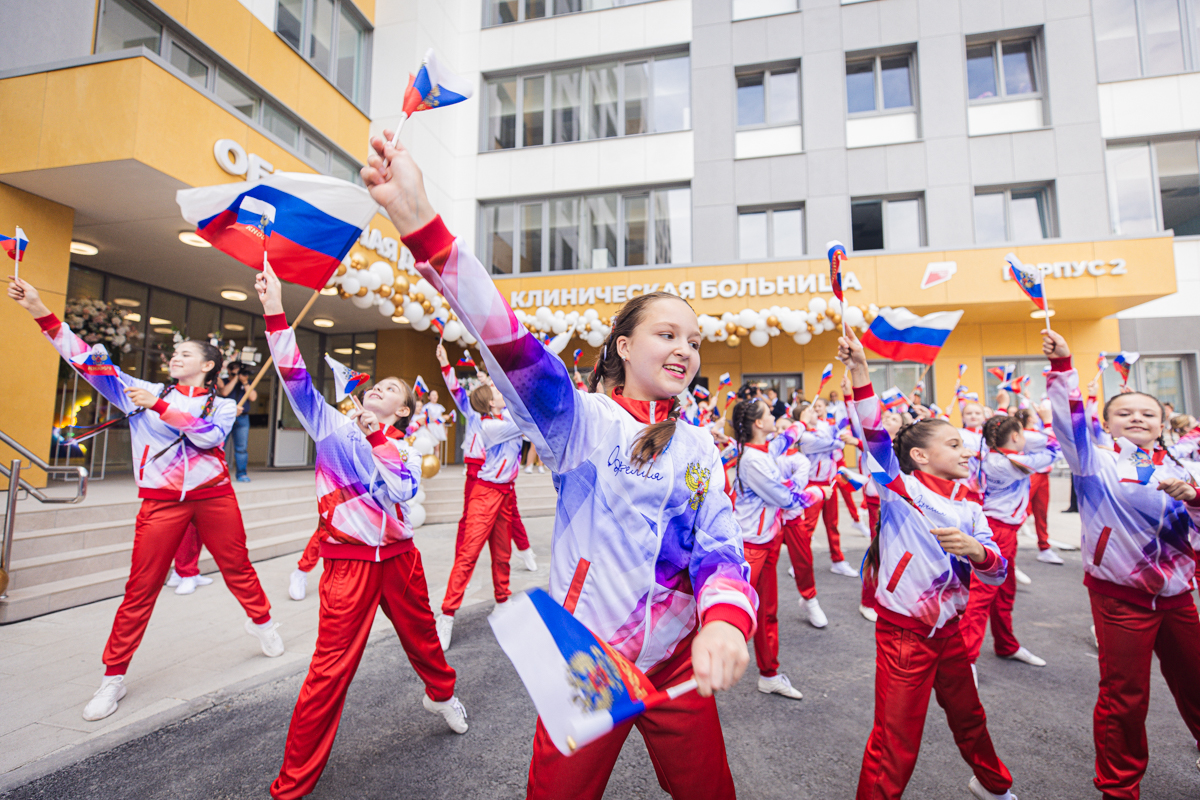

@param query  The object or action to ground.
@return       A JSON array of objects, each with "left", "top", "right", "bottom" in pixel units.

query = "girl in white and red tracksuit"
[
  {"left": 957, "top": 401, "right": 987, "bottom": 504},
  {"left": 839, "top": 330, "right": 1017, "bottom": 800},
  {"left": 959, "top": 414, "right": 1058, "bottom": 671},
  {"left": 9, "top": 276, "right": 277, "bottom": 723},
  {"left": 729, "top": 398, "right": 824, "bottom": 697},
  {"left": 1018, "top": 406, "right": 1056, "bottom": 556},
  {"left": 436, "top": 367, "right": 526, "bottom": 648},
  {"left": 258, "top": 270, "right": 465, "bottom": 800},
  {"left": 781, "top": 416, "right": 851, "bottom": 604},
  {"left": 391, "top": 203, "right": 756, "bottom": 799},
  {"left": 1043, "top": 331, "right": 1200, "bottom": 800}
]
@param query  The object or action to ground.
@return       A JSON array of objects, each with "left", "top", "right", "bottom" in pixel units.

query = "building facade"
[{"left": 2, "top": 0, "right": 1198, "bottom": 479}]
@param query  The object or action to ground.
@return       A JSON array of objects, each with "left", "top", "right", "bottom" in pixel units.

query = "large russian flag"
[
  {"left": 176, "top": 172, "right": 378, "bottom": 291},
  {"left": 490, "top": 589, "right": 697, "bottom": 756},
  {"left": 861, "top": 307, "right": 964, "bottom": 365}
]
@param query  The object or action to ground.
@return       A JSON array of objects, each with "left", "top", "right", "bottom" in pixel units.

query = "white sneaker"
[
  {"left": 518, "top": 548, "right": 538, "bottom": 572},
  {"left": 800, "top": 597, "right": 828, "bottom": 629},
  {"left": 968, "top": 775, "right": 1017, "bottom": 800},
  {"left": 166, "top": 569, "right": 182, "bottom": 587},
  {"left": 423, "top": 694, "right": 469, "bottom": 733},
  {"left": 788, "top": 565, "right": 795, "bottom": 578},
  {"left": 537, "top": 465, "right": 546, "bottom": 473},
  {"left": 1091, "top": 624, "right": 1099, "bottom": 648},
  {"left": 175, "top": 576, "right": 198, "bottom": 595},
  {"left": 830, "top": 560, "right": 857, "bottom": 578},
  {"left": 244, "top": 619, "right": 285, "bottom": 658},
  {"left": 1002, "top": 646, "right": 1046, "bottom": 667},
  {"left": 971, "top": 663, "right": 978, "bottom": 688},
  {"left": 288, "top": 569, "right": 308, "bottom": 601},
  {"left": 859, "top": 604, "right": 878, "bottom": 622},
  {"left": 1014, "top": 566, "right": 1032, "bottom": 585},
  {"left": 436, "top": 614, "right": 454, "bottom": 651},
  {"left": 1036, "top": 549, "right": 1064, "bottom": 565},
  {"left": 854, "top": 520, "right": 871, "bottom": 537},
  {"left": 82, "top": 675, "right": 126, "bottom": 721},
  {"left": 757, "top": 673, "right": 803, "bottom": 700},
  {"left": 525, "top": 465, "right": 533, "bottom": 474},
  {"left": 193, "top": 574, "right": 213, "bottom": 586}
]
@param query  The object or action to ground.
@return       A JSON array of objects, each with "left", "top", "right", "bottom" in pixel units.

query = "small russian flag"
[
  {"left": 324, "top": 353, "right": 370, "bottom": 402},
  {"left": 860, "top": 307, "right": 963, "bottom": 365},
  {"left": 402, "top": 49, "right": 474, "bottom": 117},
  {"left": 837, "top": 467, "right": 868, "bottom": 491},
  {"left": 817, "top": 363, "right": 833, "bottom": 397},
  {"left": 826, "top": 241, "right": 847, "bottom": 303},
  {"left": 573, "top": 348, "right": 584, "bottom": 366},
  {"left": 489, "top": 588, "right": 696, "bottom": 756},
  {"left": 1096, "top": 353, "right": 1109, "bottom": 373},
  {"left": 958, "top": 364, "right": 968, "bottom": 378},
  {"left": 413, "top": 374, "right": 430, "bottom": 396},
  {"left": 1, "top": 227, "right": 28, "bottom": 261},
  {"left": 430, "top": 317, "right": 445, "bottom": 337},
  {"left": 457, "top": 351, "right": 476, "bottom": 368},
  {"left": 912, "top": 380, "right": 925, "bottom": 397},
  {"left": 881, "top": 387, "right": 909, "bottom": 412},
  {"left": 1042, "top": 364, "right": 1051, "bottom": 375},
  {"left": 693, "top": 385, "right": 710, "bottom": 400},
  {"left": 724, "top": 391, "right": 737, "bottom": 409},
  {"left": 1113, "top": 352, "right": 1139, "bottom": 386},
  {"left": 719, "top": 372, "right": 732, "bottom": 387},
  {"left": 1006, "top": 253, "right": 1047, "bottom": 311},
  {"left": 69, "top": 344, "right": 119, "bottom": 378}
]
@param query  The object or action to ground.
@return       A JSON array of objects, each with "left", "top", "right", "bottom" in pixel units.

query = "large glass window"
[
  {"left": 95, "top": 0, "right": 162, "bottom": 53},
  {"left": 1093, "top": 0, "right": 1198, "bottom": 81},
  {"left": 263, "top": 102, "right": 300, "bottom": 149},
  {"left": 1106, "top": 138, "right": 1200, "bottom": 235},
  {"left": 1144, "top": 357, "right": 1187, "bottom": 412},
  {"left": 276, "top": 0, "right": 370, "bottom": 104},
  {"left": 851, "top": 196, "right": 924, "bottom": 251},
  {"left": 216, "top": 71, "right": 259, "bottom": 119},
  {"left": 335, "top": 7, "right": 365, "bottom": 100},
  {"left": 967, "top": 38, "right": 1040, "bottom": 100},
  {"left": 973, "top": 186, "right": 1053, "bottom": 243},
  {"left": 846, "top": 53, "right": 915, "bottom": 114},
  {"left": 169, "top": 43, "right": 209, "bottom": 88},
  {"left": 484, "top": 52, "right": 690, "bottom": 151},
  {"left": 485, "top": 0, "right": 653, "bottom": 26},
  {"left": 736, "top": 66, "right": 800, "bottom": 127},
  {"left": 738, "top": 207, "right": 804, "bottom": 259},
  {"left": 868, "top": 362, "right": 932, "bottom": 404},
  {"left": 481, "top": 186, "right": 691, "bottom": 273}
]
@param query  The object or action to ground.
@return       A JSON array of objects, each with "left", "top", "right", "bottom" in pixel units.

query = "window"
[
  {"left": 1093, "top": 0, "right": 1200, "bottom": 82},
  {"left": 1106, "top": 139, "right": 1200, "bottom": 235},
  {"left": 736, "top": 67, "right": 800, "bottom": 127},
  {"left": 303, "top": 136, "right": 329, "bottom": 169},
  {"left": 263, "top": 102, "right": 301, "bottom": 148},
  {"left": 732, "top": 0, "right": 799, "bottom": 21},
  {"left": 216, "top": 71, "right": 259, "bottom": 120},
  {"left": 738, "top": 207, "right": 805, "bottom": 259},
  {"left": 868, "top": 362, "right": 932, "bottom": 403},
  {"left": 966, "top": 38, "right": 1039, "bottom": 100},
  {"left": 95, "top": 0, "right": 162, "bottom": 53},
  {"left": 846, "top": 53, "right": 915, "bottom": 114},
  {"left": 329, "top": 153, "right": 359, "bottom": 183},
  {"left": 485, "top": 0, "right": 654, "bottom": 27},
  {"left": 851, "top": 196, "right": 923, "bottom": 252},
  {"left": 483, "top": 53, "right": 690, "bottom": 151},
  {"left": 480, "top": 186, "right": 691, "bottom": 274},
  {"left": 973, "top": 186, "right": 1053, "bottom": 243},
  {"left": 275, "top": 0, "right": 370, "bottom": 105},
  {"left": 983, "top": 358, "right": 1049, "bottom": 403},
  {"left": 169, "top": 42, "right": 209, "bottom": 89}
]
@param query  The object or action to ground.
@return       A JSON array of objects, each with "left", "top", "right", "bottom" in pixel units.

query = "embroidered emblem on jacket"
[{"left": 685, "top": 462, "right": 711, "bottom": 510}]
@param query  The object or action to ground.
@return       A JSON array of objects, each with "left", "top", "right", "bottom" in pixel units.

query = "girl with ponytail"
[
  {"left": 8, "top": 276, "right": 279, "bottom": 726},
  {"left": 1042, "top": 329, "right": 1200, "bottom": 800},
  {"left": 729, "top": 397, "right": 826, "bottom": 700},
  {"left": 364, "top": 135, "right": 756, "bottom": 800},
  {"left": 836, "top": 327, "right": 1018, "bottom": 800}
]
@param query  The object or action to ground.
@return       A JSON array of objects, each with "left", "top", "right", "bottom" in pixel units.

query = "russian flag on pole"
[
  {"left": 837, "top": 467, "right": 868, "bottom": 491},
  {"left": 1006, "top": 253, "right": 1047, "bottom": 310},
  {"left": 572, "top": 348, "right": 583, "bottom": 366},
  {"left": 489, "top": 588, "right": 696, "bottom": 756},
  {"left": 69, "top": 344, "right": 120, "bottom": 378},
  {"left": 1, "top": 227, "right": 28, "bottom": 260},
  {"left": 693, "top": 384, "right": 710, "bottom": 400},
  {"left": 323, "top": 354, "right": 370, "bottom": 402},
  {"left": 881, "top": 387, "right": 909, "bottom": 412},
  {"left": 413, "top": 375, "right": 430, "bottom": 396},
  {"left": 402, "top": 49, "right": 474, "bottom": 117},
  {"left": 176, "top": 172, "right": 379, "bottom": 291},
  {"left": 1113, "top": 352, "right": 1139, "bottom": 385},
  {"left": 860, "top": 307, "right": 964, "bottom": 365},
  {"left": 817, "top": 363, "right": 833, "bottom": 396},
  {"left": 457, "top": 351, "right": 476, "bottom": 368},
  {"left": 719, "top": 372, "right": 731, "bottom": 387},
  {"left": 826, "top": 241, "right": 847, "bottom": 303}
]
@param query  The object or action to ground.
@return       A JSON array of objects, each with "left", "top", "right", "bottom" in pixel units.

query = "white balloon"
[
  {"left": 351, "top": 292, "right": 376, "bottom": 309},
  {"left": 754, "top": 317, "right": 768, "bottom": 332},
  {"left": 340, "top": 277, "right": 361, "bottom": 295},
  {"left": 823, "top": 318, "right": 835, "bottom": 331},
  {"left": 551, "top": 318, "right": 567, "bottom": 334},
  {"left": 414, "top": 488, "right": 427, "bottom": 505},
  {"left": 780, "top": 311, "right": 802, "bottom": 333},
  {"left": 363, "top": 271, "right": 383, "bottom": 291},
  {"left": 378, "top": 299, "right": 396, "bottom": 317},
  {"left": 408, "top": 503, "right": 426, "bottom": 529},
  {"left": 808, "top": 297, "right": 827, "bottom": 315},
  {"left": 586, "top": 331, "right": 605, "bottom": 348},
  {"left": 403, "top": 301, "right": 423, "bottom": 321},
  {"left": 411, "top": 315, "right": 431, "bottom": 331},
  {"left": 793, "top": 330, "right": 813, "bottom": 345},
  {"left": 807, "top": 311, "right": 819, "bottom": 325},
  {"left": 843, "top": 306, "right": 865, "bottom": 328},
  {"left": 442, "top": 320, "right": 463, "bottom": 342},
  {"left": 721, "top": 311, "right": 734, "bottom": 322},
  {"left": 325, "top": 273, "right": 339, "bottom": 289},
  {"left": 434, "top": 306, "right": 450, "bottom": 322},
  {"left": 462, "top": 330, "right": 477, "bottom": 346},
  {"left": 369, "top": 261, "right": 394, "bottom": 282},
  {"left": 749, "top": 330, "right": 769, "bottom": 347},
  {"left": 415, "top": 278, "right": 435, "bottom": 297},
  {"left": 584, "top": 309, "right": 599, "bottom": 321},
  {"left": 828, "top": 297, "right": 842, "bottom": 315},
  {"left": 415, "top": 437, "right": 435, "bottom": 456},
  {"left": 738, "top": 309, "right": 758, "bottom": 330},
  {"left": 536, "top": 306, "right": 554, "bottom": 323}
]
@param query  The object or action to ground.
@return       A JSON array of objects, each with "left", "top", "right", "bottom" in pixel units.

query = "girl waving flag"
[{"left": 363, "top": 135, "right": 754, "bottom": 800}]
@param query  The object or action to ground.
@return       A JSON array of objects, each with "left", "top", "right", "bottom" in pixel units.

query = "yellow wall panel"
[
  {"left": 0, "top": 73, "right": 48, "bottom": 175},
  {"left": 186, "top": 0, "right": 254, "bottom": 71},
  {"left": 347, "top": 0, "right": 374, "bottom": 24},
  {"left": 337, "top": 100, "right": 371, "bottom": 162},
  {"left": 157, "top": 0, "right": 190, "bottom": 23},
  {"left": 248, "top": 22, "right": 301, "bottom": 109},
  {"left": 296, "top": 68, "right": 343, "bottom": 141},
  {"left": 39, "top": 60, "right": 142, "bottom": 168}
]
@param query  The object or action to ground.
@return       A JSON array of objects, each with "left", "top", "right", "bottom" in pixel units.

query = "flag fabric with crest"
[
  {"left": 413, "top": 375, "right": 429, "bottom": 396},
  {"left": 719, "top": 372, "right": 731, "bottom": 387},
  {"left": 1115, "top": 439, "right": 1167, "bottom": 485},
  {"left": 323, "top": 353, "right": 370, "bottom": 402},
  {"left": 572, "top": 348, "right": 583, "bottom": 366},
  {"left": 176, "top": 172, "right": 379, "bottom": 291},
  {"left": 860, "top": 307, "right": 963, "bottom": 365},
  {"left": 489, "top": 588, "right": 695, "bottom": 756},
  {"left": 693, "top": 385, "right": 710, "bottom": 400},
  {"left": 69, "top": 344, "right": 120, "bottom": 378},
  {"left": 881, "top": 387, "right": 909, "bottom": 412},
  {"left": 1113, "top": 352, "right": 1139, "bottom": 385},
  {"left": 817, "top": 363, "right": 833, "bottom": 396},
  {"left": 457, "top": 352, "right": 476, "bottom": 368},
  {"left": 826, "top": 241, "right": 847, "bottom": 303},
  {"left": 2, "top": 227, "right": 28, "bottom": 261},
  {"left": 402, "top": 49, "right": 474, "bottom": 117},
  {"left": 1006, "top": 253, "right": 1047, "bottom": 311},
  {"left": 837, "top": 467, "right": 868, "bottom": 491}
]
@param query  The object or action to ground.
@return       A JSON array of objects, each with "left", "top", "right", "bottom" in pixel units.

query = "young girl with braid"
[
  {"left": 729, "top": 397, "right": 826, "bottom": 700},
  {"left": 8, "top": 276, "right": 281, "bottom": 723},
  {"left": 837, "top": 328, "right": 1019, "bottom": 800},
  {"left": 363, "top": 134, "right": 755, "bottom": 800},
  {"left": 1042, "top": 329, "right": 1200, "bottom": 800}
]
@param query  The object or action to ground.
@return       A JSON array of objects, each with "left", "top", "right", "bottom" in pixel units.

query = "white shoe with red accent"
[
  {"left": 423, "top": 694, "right": 469, "bottom": 733},
  {"left": 968, "top": 775, "right": 1016, "bottom": 800}
]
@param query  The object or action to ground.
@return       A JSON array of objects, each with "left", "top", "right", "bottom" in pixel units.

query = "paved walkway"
[{"left": 0, "top": 475, "right": 1082, "bottom": 791}]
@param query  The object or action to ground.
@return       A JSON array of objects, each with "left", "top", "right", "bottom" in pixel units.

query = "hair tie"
[{"left": 602, "top": 344, "right": 607, "bottom": 361}]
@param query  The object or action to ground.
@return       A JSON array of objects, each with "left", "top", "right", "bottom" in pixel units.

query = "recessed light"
[
  {"left": 124, "top": 312, "right": 142, "bottom": 322},
  {"left": 320, "top": 287, "right": 339, "bottom": 295},
  {"left": 112, "top": 297, "right": 140, "bottom": 307},
  {"left": 333, "top": 347, "right": 353, "bottom": 354},
  {"left": 179, "top": 231, "right": 211, "bottom": 248},
  {"left": 223, "top": 323, "right": 245, "bottom": 331},
  {"left": 357, "top": 342, "right": 376, "bottom": 350},
  {"left": 1030, "top": 309, "right": 1056, "bottom": 319},
  {"left": 70, "top": 241, "right": 99, "bottom": 256},
  {"left": 149, "top": 317, "right": 171, "bottom": 325},
  {"left": 313, "top": 318, "right": 334, "bottom": 328},
  {"left": 220, "top": 290, "right": 248, "bottom": 302},
  {"left": 153, "top": 327, "right": 174, "bottom": 334},
  {"left": 392, "top": 315, "right": 410, "bottom": 324}
]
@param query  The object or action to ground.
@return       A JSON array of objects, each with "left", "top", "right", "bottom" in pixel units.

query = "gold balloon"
[
  {"left": 336, "top": 263, "right": 348, "bottom": 277},
  {"left": 726, "top": 335, "right": 740, "bottom": 347},
  {"left": 815, "top": 312, "right": 824, "bottom": 322},
  {"left": 422, "top": 301, "right": 433, "bottom": 314},
  {"left": 806, "top": 323, "right": 815, "bottom": 333},
  {"left": 735, "top": 326, "right": 749, "bottom": 337},
  {"left": 413, "top": 292, "right": 425, "bottom": 303},
  {"left": 356, "top": 286, "right": 369, "bottom": 297},
  {"left": 350, "top": 252, "right": 368, "bottom": 269},
  {"left": 336, "top": 396, "right": 356, "bottom": 415},
  {"left": 421, "top": 453, "right": 441, "bottom": 478},
  {"left": 725, "top": 322, "right": 737, "bottom": 334},
  {"left": 831, "top": 312, "right": 841, "bottom": 324},
  {"left": 394, "top": 274, "right": 410, "bottom": 295},
  {"left": 338, "top": 289, "right": 350, "bottom": 299},
  {"left": 766, "top": 315, "right": 779, "bottom": 328},
  {"left": 406, "top": 435, "right": 417, "bottom": 446},
  {"left": 378, "top": 284, "right": 393, "bottom": 297}
]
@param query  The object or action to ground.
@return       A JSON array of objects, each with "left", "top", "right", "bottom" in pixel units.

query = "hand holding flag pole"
[
  {"left": 2, "top": 227, "right": 28, "bottom": 281},
  {"left": 388, "top": 49, "right": 475, "bottom": 149}
]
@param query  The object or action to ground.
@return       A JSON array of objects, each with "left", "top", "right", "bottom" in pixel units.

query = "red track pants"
[
  {"left": 746, "top": 537, "right": 782, "bottom": 678},
  {"left": 460, "top": 463, "right": 529, "bottom": 552},
  {"left": 1089, "top": 590, "right": 1200, "bottom": 800},
  {"left": 526, "top": 641, "right": 735, "bottom": 800},
  {"left": 172, "top": 522, "right": 202, "bottom": 578},
  {"left": 104, "top": 495, "right": 271, "bottom": 675},
  {"left": 813, "top": 481, "right": 845, "bottom": 563},
  {"left": 297, "top": 527, "right": 322, "bottom": 572},
  {"left": 270, "top": 550, "right": 456, "bottom": 800},
  {"left": 441, "top": 480, "right": 515, "bottom": 615},
  {"left": 856, "top": 619, "right": 1013, "bottom": 800},
  {"left": 862, "top": 498, "right": 880, "bottom": 609},
  {"left": 1029, "top": 472, "right": 1050, "bottom": 550},
  {"left": 959, "top": 519, "right": 1021, "bottom": 662},
  {"left": 782, "top": 512, "right": 817, "bottom": 601}
]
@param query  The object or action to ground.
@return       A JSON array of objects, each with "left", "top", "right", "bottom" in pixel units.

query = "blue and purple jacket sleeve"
[
  {"left": 35, "top": 313, "right": 156, "bottom": 414},
  {"left": 151, "top": 397, "right": 235, "bottom": 448},
  {"left": 264, "top": 313, "right": 342, "bottom": 441},
  {"left": 848, "top": 385, "right": 905, "bottom": 499},
  {"left": 768, "top": 421, "right": 803, "bottom": 457},
  {"left": 365, "top": 431, "right": 420, "bottom": 503},
  {"left": 1046, "top": 357, "right": 1097, "bottom": 476}
]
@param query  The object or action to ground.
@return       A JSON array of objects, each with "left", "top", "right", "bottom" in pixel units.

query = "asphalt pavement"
[{"left": 5, "top": 541, "right": 1200, "bottom": 800}]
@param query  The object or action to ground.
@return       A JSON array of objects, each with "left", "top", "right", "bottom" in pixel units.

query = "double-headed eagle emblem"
[{"left": 685, "top": 462, "right": 711, "bottom": 510}]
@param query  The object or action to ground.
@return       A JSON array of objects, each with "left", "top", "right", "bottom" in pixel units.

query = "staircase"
[{"left": 0, "top": 467, "right": 558, "bottom": 625}]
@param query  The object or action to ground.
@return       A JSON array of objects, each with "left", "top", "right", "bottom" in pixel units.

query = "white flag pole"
[
  {"left": 13, "top": 227, "right": 21, "bottom": 282},
  {"left": 387, "top": 113, "right": 410, "bottom": 149},
  {"left": 1040, "top": 266, "right": 1053, "bottom": 333}
]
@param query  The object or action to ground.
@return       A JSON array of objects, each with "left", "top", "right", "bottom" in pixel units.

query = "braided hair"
[
  {"left": 1102, "top": 391, "right": 1189, "bottom": 472},
  {"left": 730, "top": 398, "right": 768, "bottom": 495},
  {"left": 892, "top": 418, "right": 955, "bottom": 474},
  {"left": 982, "top": 414, "right": 1023, "bottom": 452},
  {"left": 588, "top": 291, "right": 696, "bottom": 468}
]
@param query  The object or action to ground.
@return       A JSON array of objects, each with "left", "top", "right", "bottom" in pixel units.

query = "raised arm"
[{"left": 1042, "top": 330, "right": 1099, "bottom": 476}]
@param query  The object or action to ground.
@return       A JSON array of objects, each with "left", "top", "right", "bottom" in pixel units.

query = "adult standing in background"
[
  {"left": 217, "top": 362, "right": 257, "bottom": 483},
  {"left": 767, "top": 388, "right": 788, "bottom": 420}
]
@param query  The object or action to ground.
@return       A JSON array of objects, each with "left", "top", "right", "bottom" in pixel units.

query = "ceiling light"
[
  {"left": 313, "top": 318, "right": 334, "bottom": 328},
  {"left": 223, "top": 323, "right": 245, "bottom": 331},
  {"left": 124, "top": 312, "right": 142, "bottom": 322},
  {"left": 112, "top": 297, "right": 140, "bottom": 308},
  {"left": 357, "top": 342, "right": 376, "bottom": 350},
  {"left": 220, "top": 290, "right": 248, "bottom": 302},
  {"left": 70, "top": 241, "right": 99, "bottom": 256},
  {"left": 179, "top": 231, "right": 211, "bottom": 248},
  {"left": 392, "top": 315, "right": 409, "bottom": 324},
  {"left": 153, "top": 327, "right": 174, "bottom": 334},
  {"left": 333, "top": 347, "right": 353, "bottom": 354},
  {"left": 1031, "top": 309, "right": 1056, "bottom": 319},
  {"left": 320, "top": 287, "right": 339, "bottom": 296},
  {"left": 149, "top": 317, "right": 171, "bottom": 325}
]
